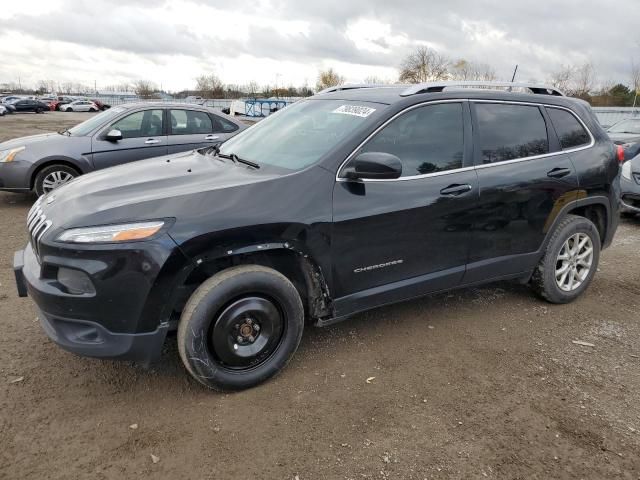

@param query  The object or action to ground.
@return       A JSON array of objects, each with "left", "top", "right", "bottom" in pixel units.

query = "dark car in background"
[
  {"left": 13, "top": 82, "right": 621, "bottom": 391},
  {"left": 607, "top": 118, "right": 640, "bottom": 145},
  {"left": 621, "top": 152, "right": 640, "bottom": 216},
  {"left": 8, "top": 98, "right": 50, "bottom": 113},
  {"left": 0, "top": 102, "right": 246, "bottom": 195}
]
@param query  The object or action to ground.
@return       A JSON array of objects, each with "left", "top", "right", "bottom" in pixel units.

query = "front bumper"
[
  {"left": 14, "top": 239, "right": 177, "bottom": 364},
  {"left": 0, "top": 160, "right": 33, "bottom": 191}
]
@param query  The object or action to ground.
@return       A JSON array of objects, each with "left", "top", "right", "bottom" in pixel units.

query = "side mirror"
[
  {"left": 105, "top": 129, "right": 123, "bottom": 142},
  {"left": 345, "top": 152, "right": 402, "bottom": 180}
]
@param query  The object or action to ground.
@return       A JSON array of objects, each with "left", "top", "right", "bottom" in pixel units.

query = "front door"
[
  {"left": 91, "top": 108, "right": 168, "bottom": 170},
  {"left": 464, "top": 101, "right": 581, "bottom": 283},
  {"left": 331, "top": 101, "right": 478, "bottom": 316}
]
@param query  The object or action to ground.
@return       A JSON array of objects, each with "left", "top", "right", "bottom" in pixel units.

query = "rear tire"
[
  {"left": 35, "top": 108, "right": 43, "bottom": 114},
  {"left": 34, "top": 164, "right": 79, "bottom": 196},
  {"left": 530, "top": 215, "right": 600, "bottom": 304},
  {"left": 178, "top": 265, "right": 304, "bottom": 391}
]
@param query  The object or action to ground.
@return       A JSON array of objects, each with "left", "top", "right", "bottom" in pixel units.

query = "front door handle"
[
  {"left": 547, "top": 167, "right": 571, "bottom": 179},
  {"left": 205, "top": 135, "right": 220, "bottom": 141},
  {"left": 440, "top": 184, "right": 473, "bottom": 196},
  {"left": 145, "top": 138, "right": 160, "bottom": 145}
]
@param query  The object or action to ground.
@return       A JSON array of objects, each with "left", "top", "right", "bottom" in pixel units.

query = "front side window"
[
  {"left": 110, "top": 109, "right": 164, "bottom": 139},
  {"left": 356, "top": 102, "right": 464, "bottom": 177},
  {"left": 219, "top": 99, "right": 385, "bottom": 170},
  {"left": 475, "top": 103, "right": 549, "bottom": 164},
  {"left": 547, "top": 107, "right": 591, "bottom": 149},
  {"left": 170, "top": 110, "right": 213, "bottom": 135}
]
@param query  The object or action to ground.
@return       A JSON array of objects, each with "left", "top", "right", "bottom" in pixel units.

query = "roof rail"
[
  {"left": 316, "top": 84, "right": 391, "bottom": 95},
  {"left": 400, "top": 81, "right": 565, "bottom": 97}
]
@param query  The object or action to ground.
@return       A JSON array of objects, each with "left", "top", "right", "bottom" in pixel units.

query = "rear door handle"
[
  {"left": 145, "top": 138, "right": 160, "bottom": 145},
  {"left": 440, "top": 184, "right": 473, "bottom": 196},
  {"left": 547, "top": 167, "right": 571, "bottom": 179},
  {"left": 205, "top": 135, "right": 220, "bottom": 141}
]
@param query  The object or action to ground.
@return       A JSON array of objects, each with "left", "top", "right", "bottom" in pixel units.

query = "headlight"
[
  {"left": 0, "top": 146, "right": 25, "bottom": 163},
  {"left": 57, "top": 221, "right": 165, "bottom": 244},
  {"left": 621, "top": 161, "right": 632, "bottom": 181}
]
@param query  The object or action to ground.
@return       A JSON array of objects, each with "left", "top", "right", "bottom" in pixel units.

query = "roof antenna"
[{"left": 511, "top": 65, "right": 519, "bottom": 82}]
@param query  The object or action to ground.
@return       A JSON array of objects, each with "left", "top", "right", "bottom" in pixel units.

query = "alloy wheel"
[
  {"left": 555, "top": 233, "right": 594, "bottom": 292},
  {"left": 42, "top": 170, "right": 75, "bottom": 193}
]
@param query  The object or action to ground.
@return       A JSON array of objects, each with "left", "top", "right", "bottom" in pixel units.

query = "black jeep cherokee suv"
[{"left": 14, "top": 82, "right": 621, "bottom": 391}]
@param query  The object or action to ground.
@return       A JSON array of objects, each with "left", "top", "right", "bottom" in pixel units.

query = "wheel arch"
[
  {"left": 165, "top": 243, "right": 333, "bottom": 328},
  {"left": 30, "top": 158, "right": 84, "bottom": 190},
  {"left": 542, "top": 195, "right": 611, "bottom": 252}
]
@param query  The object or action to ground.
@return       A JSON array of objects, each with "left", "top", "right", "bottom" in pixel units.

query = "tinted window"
[
  {"left": 475, "top": 103, "right": 549, "bottom": 163},
  {"left": 170, "top": 109, "right": 213, "bottom": 135},
  {"left": 111, "top": 109, "right": 164, "bottom": 139},
  {"left": 358, "top": 103, "right": 464, "bottom": 177},
  {"left": 547, "top": 108, "right": 590, "bottom": 149},
  {"left": 213, "top": 115, "right": 239, "bottom": 133}
]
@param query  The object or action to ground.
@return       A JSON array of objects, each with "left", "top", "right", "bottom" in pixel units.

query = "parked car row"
[{"left": 0, "top": 94, "right": 111, "bottom": 114}]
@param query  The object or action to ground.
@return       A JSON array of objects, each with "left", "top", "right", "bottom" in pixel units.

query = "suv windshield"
[
  {"left": 608, "top": 119, "right": 640, "bottom": 134},
  {"left": 219, "top": 99, "right": 384, "bottom": 170},
  {"left": 67, "top": 106, "right": 128, "bottom": 136}
]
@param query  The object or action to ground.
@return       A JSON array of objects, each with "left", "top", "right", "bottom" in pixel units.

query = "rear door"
[
  {"left": 168, "top": 109, "right": 221, "bottom": 154},
  {"left": 465, "top": 101, "right": 580, "bottom": 283},
  {"left": 91, "top": 108, "right": 168, "bottom": 169}
]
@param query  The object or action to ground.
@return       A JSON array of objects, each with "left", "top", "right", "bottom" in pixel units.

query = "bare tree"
[
  {"left": 133, "top": 80, "right": 155, "bottom": 98},
  {"left": 549, "top": 65, "right": 575, "bottom": 93},
  {"left": 60, "top": 82, "right": 74, "bottom": 94},
  {"left": 316, "top": 68, "right": 345, "bottom": 91},
  {"left": 450, "top": 59, "right": 496, "bottom": 81},
  {"left": 399, "top": 46, "right": 450, "bottom": 83},
  {"left": 245, "top": 81, "right": 260, "bottom": 98},
  {"left": 573, "top": 62, "right": 595, "bottom": 97},
  {"left": 195, "top": 73, "right": 224, "bottom": 98}
]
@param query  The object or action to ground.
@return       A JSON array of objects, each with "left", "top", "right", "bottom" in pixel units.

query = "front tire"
[
  {"left": 66, "top": 107, "right": 73, "bottom": 112},
  {"left": 34, "top": 164, "right": 79, "bottom": 196},
  {"left": 178, "top": 265, "right": 304, "bottom": 391},
  {"left": 531, "top": 214, "right": 601, "bottom": 304}
]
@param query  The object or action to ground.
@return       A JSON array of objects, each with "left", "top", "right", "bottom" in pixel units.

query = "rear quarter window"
[{"left": 546, "top": 107, "right": 591, "bottom": 149}]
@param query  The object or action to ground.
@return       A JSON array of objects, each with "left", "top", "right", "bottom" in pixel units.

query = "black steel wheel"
[{"left": 178, "top": 265, "right": 304, "bottom": 391}]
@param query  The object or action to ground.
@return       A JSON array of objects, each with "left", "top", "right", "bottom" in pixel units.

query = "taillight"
[{"left": 616, "top": 145, "right": 625, "bottom": 163}]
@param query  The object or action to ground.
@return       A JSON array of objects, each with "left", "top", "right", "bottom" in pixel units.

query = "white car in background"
[{"left": 59, "top": 100, "right": 99, "bottom": 112}]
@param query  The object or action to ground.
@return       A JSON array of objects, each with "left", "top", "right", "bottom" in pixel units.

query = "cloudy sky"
[{"left": 1, "top": 0, "right": 638, "bottom": 92}]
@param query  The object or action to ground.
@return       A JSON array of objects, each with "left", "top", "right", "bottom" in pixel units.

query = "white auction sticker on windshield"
[{"left": 332, "top": 105, "right": 376, "bottom": 118}]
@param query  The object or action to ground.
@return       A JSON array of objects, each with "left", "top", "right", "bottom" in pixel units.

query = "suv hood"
[{"left": 44, "top": 149, "right": 280, "bottom": 230}]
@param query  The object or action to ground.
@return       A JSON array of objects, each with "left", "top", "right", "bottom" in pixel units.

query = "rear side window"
[
  {"left": 475, "top": 103, "right": 549, "bottom": 164},
  {"left": 546, "top": 107, "right": 591, "bottom": 149},
  {"left": 212, "top": 114, "right": 239, "bottom": 133},
  {"left": 359, "top": 102, "right": 464, "bottom": 177},
  {"left": 170, "top": 109, "right": 213, "bottom": 135}
]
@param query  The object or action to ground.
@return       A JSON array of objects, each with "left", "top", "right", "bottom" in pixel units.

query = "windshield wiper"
[
  {"left": 201, "top": 144, "right": 260, "bottom": 169},
  {"left": 218, "top": 152, "right": 260, "bottom": 169}
]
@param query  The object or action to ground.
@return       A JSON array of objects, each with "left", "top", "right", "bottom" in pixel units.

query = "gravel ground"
[{"left": 0, "top": 112, "right": 639, "bottom": 479}]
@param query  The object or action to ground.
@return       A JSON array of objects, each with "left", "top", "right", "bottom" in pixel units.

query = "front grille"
[{"left": 27, "top": 198, "right": 52, "bottom": 259}]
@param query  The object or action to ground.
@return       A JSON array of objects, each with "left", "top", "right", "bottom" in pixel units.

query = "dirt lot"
[{"left": 1, "top": 112, "right": 639, "bottom": 479}]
